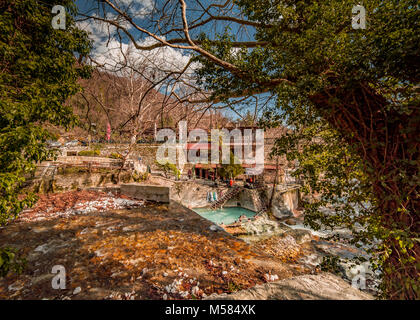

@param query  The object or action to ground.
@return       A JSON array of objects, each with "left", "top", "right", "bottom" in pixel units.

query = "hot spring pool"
[{"left": 193, "top": 207, "right": 256, "bottom": 225}]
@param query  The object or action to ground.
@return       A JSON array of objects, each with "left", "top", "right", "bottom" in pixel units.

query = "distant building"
[{"left": 183, "top": 125, "right": 294, "bottom": 183}]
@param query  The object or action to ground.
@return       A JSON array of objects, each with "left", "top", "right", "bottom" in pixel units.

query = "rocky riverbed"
[
  {"left": 221, "top": 212, "right": 380, "bottom": 296},
  {"left": 0, "top": 191, "right": 312, "bottom": 300}
]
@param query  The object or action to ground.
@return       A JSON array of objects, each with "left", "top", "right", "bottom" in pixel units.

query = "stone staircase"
[{"left": 210, "top": 186, "right": 241, "bottom": 210}]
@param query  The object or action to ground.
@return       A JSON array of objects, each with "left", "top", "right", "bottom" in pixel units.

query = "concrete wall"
[
  {"left": 164, "top": 178, "right": 261, "bottom": 212},
  {"left": 146, "top": 175, "right": 299, "bottom": 214},
  {"left": 147, "top": 175, "right": 260, "bottom": 210},
  {"left": 224, "top": 189, "right": 262, "bottom": 212},
  {"left": 55, "top": 156, "right": 122, "bottom": 166},
  {"left": 172, "top": 182, "right": 224, "bottom": 208},
  {"left": 121, "top": 183, "right": 170, "bottom": 203},
  {"left": 149, "top": 176, "right": 227, "bottom": 208},
  {"left": 29, "top": 168, "right": 133, "bottom": 193}
]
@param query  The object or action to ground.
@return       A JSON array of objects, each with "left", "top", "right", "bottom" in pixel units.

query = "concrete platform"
[{"left": 121, "top": 183, "right": 170, "bottom": 203}]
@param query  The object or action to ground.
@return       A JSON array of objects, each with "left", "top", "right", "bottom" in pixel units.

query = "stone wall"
[
  {"left": 148, "top": 176, "right": 264, "bottom": 211},
  {"left": 121, "top": 183, "right": 170, "bottom": 203},
  {"left": 149, "top": 176, "right": 228, "bottom": 208},
  {"left": 55, "top": 156, "right": 122, "bottom": 166},
  {"left": 30, "top": 169, "right": 133, "bottom": 193}
]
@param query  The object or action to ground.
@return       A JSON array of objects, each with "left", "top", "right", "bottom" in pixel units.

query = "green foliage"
[
  {"left": 78, "top": 149, "right": 100, "bottom": 157},
  {"left": 318, "top": 255, "right": 343, "bottom": 275},
  {"left": 263, "top": 103, "right": 376, "bottom": 237},
  {"left": 227, "top": 281, "right": 242, "bottom": 293},
  {"left": 217, "top": 152, "right": 245, "bottom": 179},
  {"left": 0, "top": 247, "right": 26, "bottom": 277},
  {"left": 132, "top": 171, "right": 148, "bottom": 182},
  {"left": 0, "top": 0, "right": 91, "bottom": 224},
  {"left": 195, "top": 0, "right": 419, "bottom": 299},
  {"left": 155, "top": 161, "right": 181, "bottom": 179}
]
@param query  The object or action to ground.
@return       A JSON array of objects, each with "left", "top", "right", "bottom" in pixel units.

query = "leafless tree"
[{"left": 77, "top": 0, "right": 275, "bottom": 119}]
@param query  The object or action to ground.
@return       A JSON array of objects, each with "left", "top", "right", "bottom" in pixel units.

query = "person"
[
  {"left": 229, "top": 179, "right": 233, "bottom": 187},
  {"left": 188, "top": 169, "right": 192, "bottom": 179}
]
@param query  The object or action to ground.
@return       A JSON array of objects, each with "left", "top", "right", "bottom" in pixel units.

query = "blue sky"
[{"left": 73, "top": 0, "right": 271, "bottom": 121}]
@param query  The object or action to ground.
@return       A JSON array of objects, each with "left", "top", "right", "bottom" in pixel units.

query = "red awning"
[{"left": 194, "top": 164, "right": 218, "bottom": 169}]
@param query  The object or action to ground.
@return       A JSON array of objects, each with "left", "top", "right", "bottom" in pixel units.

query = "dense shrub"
[
  {"left": 78, "top": 149, "right": 100, "bottom": 157},
  {"left": 109, "top": 152, "right": 123, "bottom": 159},
  {"left": 0, "top": 247, "right": 26, "bottom": 277}
]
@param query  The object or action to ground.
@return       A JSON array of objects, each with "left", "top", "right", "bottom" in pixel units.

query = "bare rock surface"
[
  {"left": 0, "top": 191, "right": 304, "bottom": 300},
  {"left": 205, "top": 272, "right": 373, "bottom": 300}
]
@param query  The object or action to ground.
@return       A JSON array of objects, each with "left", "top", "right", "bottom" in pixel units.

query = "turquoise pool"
[{"left": 193, "top": 207, "right": 256, "bottom": 225}]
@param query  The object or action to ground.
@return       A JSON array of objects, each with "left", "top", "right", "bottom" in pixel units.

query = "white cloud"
[
  {"left": 116, "top": 0, "right": 155, "bottom": 17},
  {"left": 76, "top": 4, "right": 203, "bottom": 97}
]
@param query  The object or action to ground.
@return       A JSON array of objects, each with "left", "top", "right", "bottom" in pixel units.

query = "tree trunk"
[
  {"left": 116, "top": 132, "right": 137, "bottom": 184},
  {"left": 269, "top": 156, "right": 280, "bottom": 210},
  {"left": 310, "top": 83, "right": 419, "bottom": 299}
]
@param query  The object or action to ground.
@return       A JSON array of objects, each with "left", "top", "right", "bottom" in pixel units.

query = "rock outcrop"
[{"left": 205, "top": 272, "right": 373, "bottom": 300}]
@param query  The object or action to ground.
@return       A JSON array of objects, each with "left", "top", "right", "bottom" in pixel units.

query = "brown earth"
[{"left": 0, "top": 191, "right": 309, "bottom": 300}]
